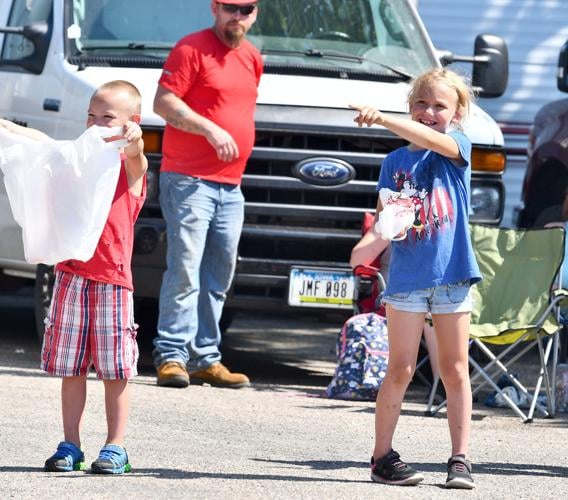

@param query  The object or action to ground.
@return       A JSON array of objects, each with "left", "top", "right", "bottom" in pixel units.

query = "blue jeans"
[{"left": 152, "top": 172, "right": 244, "bottom": 370}]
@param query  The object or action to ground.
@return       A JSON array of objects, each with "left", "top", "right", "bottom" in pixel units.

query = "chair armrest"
[{"left": 552, "top": 289, "right": 568, "bottom": 308}]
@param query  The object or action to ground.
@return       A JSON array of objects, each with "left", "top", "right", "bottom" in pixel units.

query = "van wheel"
[
  {"left": 34, "top": 264, "right": 55, "bottom": 342},
  {"left": 522, "top": 160, "right": 568, "bottom": 227},
  {"left": 533, "top": 204, "right": 563, "bottom": 227},
  {"left": 219, "top": 309, "right": 234, "bottom": 334}
]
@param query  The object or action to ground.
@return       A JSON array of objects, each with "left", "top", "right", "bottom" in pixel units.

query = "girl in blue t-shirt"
[{"left": 350, "top": 68, "right": 480, "bottom": 490}]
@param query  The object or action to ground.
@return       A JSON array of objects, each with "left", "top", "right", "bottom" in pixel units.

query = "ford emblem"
[{"left": 293, "top": 157, "right": 355, "bottom": 187}]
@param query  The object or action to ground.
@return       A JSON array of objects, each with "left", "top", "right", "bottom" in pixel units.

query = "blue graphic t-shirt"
[{"left": 377, "top": 130, "right": 482, "bottom": 295}]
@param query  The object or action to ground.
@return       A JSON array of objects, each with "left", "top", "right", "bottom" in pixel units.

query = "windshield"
[
  {"left": 67, "top": 0, "right": 209, "bottom": 54},
  {"left": 67, "top": 0, "right": 437, "bottom": 77}
]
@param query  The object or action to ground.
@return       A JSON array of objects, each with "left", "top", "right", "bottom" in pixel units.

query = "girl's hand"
[{"left": 350, "top": 104, "right": 385, "bottom": 127}]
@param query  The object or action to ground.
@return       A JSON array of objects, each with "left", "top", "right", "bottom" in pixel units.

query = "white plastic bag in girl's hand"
[
  {"left": 0, "top": 126, "right": 124, "bottom": 264},
  {"left": 375, "top": 188, "right": 415, "bottom": 241}
]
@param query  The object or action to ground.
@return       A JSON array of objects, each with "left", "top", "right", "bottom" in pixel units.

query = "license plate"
[{"left": 288, "top": 267, "right": 354, "bottom": 308}]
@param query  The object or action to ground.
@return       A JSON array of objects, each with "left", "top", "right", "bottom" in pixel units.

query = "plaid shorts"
[{"left": 41, "top": 271, "right": 139, "bottom": 379}]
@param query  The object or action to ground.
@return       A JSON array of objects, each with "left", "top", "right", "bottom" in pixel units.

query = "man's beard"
[{"left": 224, "top": 23, "right": 245, "bottom": 46}]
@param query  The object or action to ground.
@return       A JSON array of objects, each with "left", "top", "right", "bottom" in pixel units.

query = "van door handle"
[{"left": 43, "top": 99, "right": 61, "bottom": 112}]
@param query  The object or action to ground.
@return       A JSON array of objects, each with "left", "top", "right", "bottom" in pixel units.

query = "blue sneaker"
[
  {"left": 44, "top": 441, "right": 86, "bottom": 472},
  {"left": 91, "top": 444, "right": 132, "bottom": 474}
]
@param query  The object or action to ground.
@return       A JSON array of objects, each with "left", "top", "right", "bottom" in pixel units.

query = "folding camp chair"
[{"left": 426, "top": 224, "right": 568, "bottom": 422}]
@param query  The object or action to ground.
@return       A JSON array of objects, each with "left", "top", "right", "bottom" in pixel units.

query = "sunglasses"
[{"left": 218, "top": 3, "right": 257, "bottom": 16}]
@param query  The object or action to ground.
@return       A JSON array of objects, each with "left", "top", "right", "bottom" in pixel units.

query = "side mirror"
[
  {"left": 437, "top": 34, "right": 508, "bottom": 98},
  {"left": 558, "top": 39, "right": 568, "bottom": 93},
  {"left": 436, "top": 49, "right": 453, "bottom": 67},
  {"left": 0, "top": 21, "right": 50, "bottom": 74},
  {"left": 472, "top": 34, "right": 509, "bottom": 98}
]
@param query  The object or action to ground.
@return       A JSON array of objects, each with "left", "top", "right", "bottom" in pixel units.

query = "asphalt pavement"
[{"left": 0, "top": 296, "right": 567, "bottom": 499}]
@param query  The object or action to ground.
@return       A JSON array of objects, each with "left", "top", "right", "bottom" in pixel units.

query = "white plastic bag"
[
  {"left": 375, "top": 188, "right": 415, "bottom": 241},
  {"left": 0, "top": 126, "right": 124, "bottom": 264}
]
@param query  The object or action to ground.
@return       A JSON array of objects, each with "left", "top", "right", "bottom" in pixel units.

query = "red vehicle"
[{"left": 518, "top": 39, "right": 568, "bottom": 227}]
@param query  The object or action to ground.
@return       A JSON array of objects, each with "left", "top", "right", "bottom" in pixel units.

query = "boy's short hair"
[
  {"left": 408, "top": 68, "right": 473, "bottom": 123},
  {"left": 92, "top": 80, "right": 142, "bottom": 115}
]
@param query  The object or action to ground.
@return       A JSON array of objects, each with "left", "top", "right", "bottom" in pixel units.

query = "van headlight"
[{"left": 470, "top": 184, "right": 502, "bottom": 222}]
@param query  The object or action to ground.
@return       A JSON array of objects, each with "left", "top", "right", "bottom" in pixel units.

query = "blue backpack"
[{"left": 326, "top": 312, "right": 389, "bottom": 401}]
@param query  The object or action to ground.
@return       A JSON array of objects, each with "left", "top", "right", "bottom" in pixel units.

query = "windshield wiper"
[
  {"left": 127, "top": 42, "right": 173, "bottom": 50},
  {"left": 304, "top": 49, "right": 414, "bottom": 79},
  {"left": 261, "top": 48, "right": 414, "bottom": 80},
  {"left": 79, "top": 42, "right": 173, "bottom": 51}
]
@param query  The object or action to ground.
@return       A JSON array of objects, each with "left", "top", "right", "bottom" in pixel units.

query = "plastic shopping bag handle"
[{"left": 91, "top": 125, "right": 130, "bottom": 149}]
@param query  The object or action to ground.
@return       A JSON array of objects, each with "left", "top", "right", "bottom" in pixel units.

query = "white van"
[{"left": 0, "top": 0, "right": 509, "bottom": 336}]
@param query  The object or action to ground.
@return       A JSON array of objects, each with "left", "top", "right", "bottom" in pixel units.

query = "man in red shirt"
[{"left": 153, "top": 1, "right": 263, "bottom": 388}]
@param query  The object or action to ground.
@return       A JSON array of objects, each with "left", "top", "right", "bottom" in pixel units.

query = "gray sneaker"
[
  {"left": 371, "top": 450, "right": 424, "bottom": 486},
  {"left": 446, "top": 455, "right": 475, "bottom": 489}
]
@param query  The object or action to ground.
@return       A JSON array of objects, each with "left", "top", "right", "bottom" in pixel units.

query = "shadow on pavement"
[
  {"left": 98, "top": 468, "right": 371, "bottom": 483},
  {"left": 474, "top": 461, "right": 568, "bottom": 478}
]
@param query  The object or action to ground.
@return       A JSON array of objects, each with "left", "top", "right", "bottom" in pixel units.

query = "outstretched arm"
[
  {"left": 153, "top": 85, "right": 239, "bottom": 162},
  {"left": 350, "top": 104, "right": 462, "bottom": 161},
  {"left": 0, "top": 119, "right": 52, "bottom": 142},
  {"left": 111, "top": 121, "right": 147, "bottom": 196}
]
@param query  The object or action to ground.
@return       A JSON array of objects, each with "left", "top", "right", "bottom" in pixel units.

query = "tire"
[
  {"left": 532, "top": 204, "right": 563, "bottom": 228},
  {"left": 521, "top": 160, "right": 568, "bottom": 228},
  {"left": 219, "top": 309, "right": 234, "bottom": 334},
  {"left": 34, "top": 264, "right": 55, "bottom": 342}
]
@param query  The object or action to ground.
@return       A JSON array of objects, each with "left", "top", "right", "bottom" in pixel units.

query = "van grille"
[{"left": 233, "top": 124, "right": 406, "bottom": 306}]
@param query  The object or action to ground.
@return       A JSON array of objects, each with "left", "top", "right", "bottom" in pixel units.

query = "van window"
[{"left": 1, "top": 0, "right": 52, "bottom": 60}]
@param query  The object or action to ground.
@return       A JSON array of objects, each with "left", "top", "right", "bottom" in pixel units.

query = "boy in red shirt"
[{"left": 2, "top": 80, "right": 147, "bottom": 474}]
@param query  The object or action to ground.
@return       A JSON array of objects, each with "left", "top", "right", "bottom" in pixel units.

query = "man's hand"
[
  {"left": 205, "top": 123, "right": 240, "bottom": 162},
  {"left": 349, "top": 104, "right": 385, "bottom": 128}
]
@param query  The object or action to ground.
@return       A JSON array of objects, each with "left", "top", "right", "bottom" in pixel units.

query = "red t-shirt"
[
  {"left": 158, "top": 28, "right": 263, "bottom": 185},
  {"left": 56, "top": 163, "right": 147, "bottom": 290}
]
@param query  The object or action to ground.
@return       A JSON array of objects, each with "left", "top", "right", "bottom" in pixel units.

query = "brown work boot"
[
  {"left": 156, "top": 361, "right": 189, "bottom": 388},
  {"left": 190, "top": 362, "right": 250, "bottom": 388}
]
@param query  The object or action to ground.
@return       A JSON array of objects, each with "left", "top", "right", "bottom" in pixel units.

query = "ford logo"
[{"left": 293, "top": 157, "right": 355, "bottom": 187}]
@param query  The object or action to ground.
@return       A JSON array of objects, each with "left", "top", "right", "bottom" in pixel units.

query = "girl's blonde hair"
[{"left": 407, "top": 68, "right": 474, "bottom": 124}]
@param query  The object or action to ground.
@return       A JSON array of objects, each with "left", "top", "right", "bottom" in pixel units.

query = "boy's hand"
[
  {"left": 0, "top": 119, "right": 12, "bottom": 131},
  {"left": 104, "top": 121, "right": 144, "bottom": 156},
  {"left": 0, "top": 118, "right": 52, "bottom": 141},
  {"left": 349, "top": 104, "right": 385, "bottom": 127},
  {"left": 121, "top": 121, "right": 143, "bottom": 144}
]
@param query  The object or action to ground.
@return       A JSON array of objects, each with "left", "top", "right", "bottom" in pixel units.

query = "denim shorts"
[{"left": 382, "top": 280, "right": 473, "bottom": 314}]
